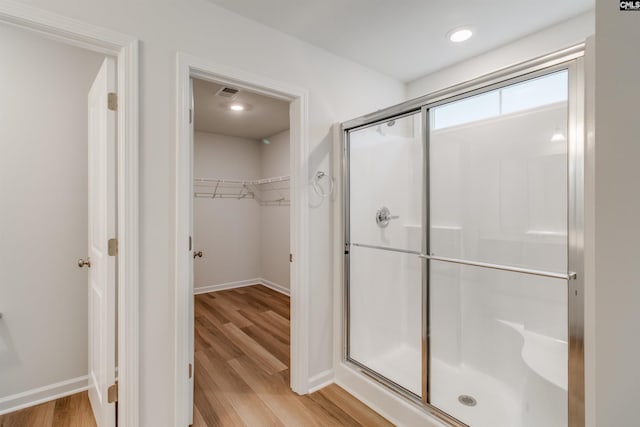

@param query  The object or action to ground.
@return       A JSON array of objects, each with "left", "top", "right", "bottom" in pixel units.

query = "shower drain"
[{"left": 458, "top": 394, "right": 477, "bottom": 407}]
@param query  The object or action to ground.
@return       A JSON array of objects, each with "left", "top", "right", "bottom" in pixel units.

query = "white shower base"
[
  {"left": 359, "top": 343, "right": 570, "bottom": 427},
  {"left": 360, "top": 345, "right": 523, "bottom": 427},
  {"left": 430, "top": 358, "right": 521, "bottom": 427},
  {"left": 360, "top": 344, "right": 422, "bottom": 396}
]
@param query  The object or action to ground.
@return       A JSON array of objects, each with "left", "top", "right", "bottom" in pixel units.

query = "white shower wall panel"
[
  {"left": 349, "top": 116, "right": 423, "bottom": 252},
  {"left": 430, "top": 104, "right": 568, "bottom": 272}
]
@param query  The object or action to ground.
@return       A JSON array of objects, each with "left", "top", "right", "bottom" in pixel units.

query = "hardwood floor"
[
  {"left": 193, "top": 285, "right": 393, "bottom": 427},
  {"left": 0, "top": 391, "right": 96, "bottom": 427}
]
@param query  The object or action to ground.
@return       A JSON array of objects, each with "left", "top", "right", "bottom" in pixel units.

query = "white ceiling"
[
  {"left": 206, "top": 0, "right": 594, "bottom": 82},
  {"left": 193, "top": 78, "right": 289, "bottom": 139}
]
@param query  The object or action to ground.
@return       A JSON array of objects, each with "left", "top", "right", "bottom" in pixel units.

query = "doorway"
[
  {"left": 190, "top": 77, "right": 293, "bottom": 423},
  {"left": 0, "top": 4, "right": 139, "bottom": 426},
  {"left": 175, "top": 54, "right": 311, "bottom": 426}
]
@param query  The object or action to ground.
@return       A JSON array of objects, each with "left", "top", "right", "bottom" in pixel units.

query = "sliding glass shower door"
[
  {"left": 344, "top": 62, "right": 581, "bottom": 427},
  {"left": 428, "top": 70, "right": 570, "bottom": 427},
  {"left": 346, "top": 111, "right": 424, "bottom": 397}
]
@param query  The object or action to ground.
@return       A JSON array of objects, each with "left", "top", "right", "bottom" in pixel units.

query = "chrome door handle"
[
  {"left": 193, "top": 251, "right": 203, "bottom": 259},
  {"left": 78, "top": 258, "right": 91, "bottom": 268},
  {"left": 376, "top": 206, "right": 399, "bottom": 228}
]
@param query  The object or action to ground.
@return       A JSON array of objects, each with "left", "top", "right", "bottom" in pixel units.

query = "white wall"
[
  {"left": 592, "top": 2, "right": 640, "bottom": 426},
  {"left": 193, "top": 132, "right": 261, "bottom": 288},
  {"left": 0, "top": 23, "right": 103, "bottom": 403},
  {"left": 407, "top": 10, "right": 594, "bottom": 98},
  {"left": 6, "top": 1, "right": 405, "bottom": 423},
  {"left": 259, "top": 130, "right": 290, "bottom": 289},
  {"left": 193, "top": 130, "right": 290, "bottom": 291}
]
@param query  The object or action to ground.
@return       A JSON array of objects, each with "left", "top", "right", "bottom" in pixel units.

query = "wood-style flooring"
[
  {"left": 0, "top": 285, "right": 392, "bottom": 427},
  {"left": 193, "top": 285, "right": 393, "bottom": 427},
  {"left": 0, "top": 391, "right": 96, "bottom": 427}
]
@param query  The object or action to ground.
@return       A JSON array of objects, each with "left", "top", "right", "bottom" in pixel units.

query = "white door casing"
[{"left": 87, "top": 56, "right": 117, "bottom": 427}]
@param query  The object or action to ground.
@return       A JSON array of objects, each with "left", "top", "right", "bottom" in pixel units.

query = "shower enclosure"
[{"left": 341, "top": 49, "right": 584, "bottom": 427}]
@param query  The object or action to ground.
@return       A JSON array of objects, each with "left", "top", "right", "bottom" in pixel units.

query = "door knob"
[
  {"left": 193, "top": 251, "right": 203, "bottom": 259},
  {"left": 78, "top": 258, "right": 91, "bottom": 268}
]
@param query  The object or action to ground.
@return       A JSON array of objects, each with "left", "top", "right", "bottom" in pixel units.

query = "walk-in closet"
[
  {"left": 192, "top": 78, "right": 291, "bottom": 295},
  {"left": 190, "top": 78, "right": 300, "bottom": 424}
]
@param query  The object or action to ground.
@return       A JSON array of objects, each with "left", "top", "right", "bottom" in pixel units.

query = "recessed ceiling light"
[
  {"left": 448, "top": 27, "right": 473, "bottom": 43},
  {"left": 229, "top": 103, "right": 245, "bottom": 111}
]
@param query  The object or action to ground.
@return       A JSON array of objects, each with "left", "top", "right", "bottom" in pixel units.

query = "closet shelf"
[{"left": 194, "top": 175, "right": 290, "bottom": 206}]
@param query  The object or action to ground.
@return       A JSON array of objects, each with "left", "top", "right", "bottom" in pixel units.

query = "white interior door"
[
  {"left": 188, "top": 77, "right": 195, "bottom": 425},
  {"left": 87, "top": 56, "right": 117, "bottom": 427}
]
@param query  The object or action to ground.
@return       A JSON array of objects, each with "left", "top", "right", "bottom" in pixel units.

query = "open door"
[
  {"left": 86, "top": 56, "right": 117, "bottom": 427},
  {"left": 187, "top": 77, "right": 195, "bottom": 425}
]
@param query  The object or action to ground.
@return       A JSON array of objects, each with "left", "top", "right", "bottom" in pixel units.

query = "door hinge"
[
  {"left": 189, "top": 109, "right": 193, "bottom": 124},
  {"left": 189, "top": 236, "right": 192, "bottom": 251},
  {"left": 189, "top": 363, "right": 193, "bottom": 379},
  {"left": 108, "top": 92, "right": 118, "bottom": 111},
  {"left": 108, "top": 238, "right": 118, "bottom": 256},
  {"left": 289, "top": 253, "right": 293, "bottom": 262},
  {"left": 107, "top": 381, "right": 118, "bottom": 403}
]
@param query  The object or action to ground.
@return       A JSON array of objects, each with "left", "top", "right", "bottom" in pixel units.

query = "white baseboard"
[
  {"left": 308, "top": 369, "right": 334, "bottom": 393},
  {"left": 0, "top": 375, "right": 89, "bottom": 416},
  {"left": 193, "top": 278, "right": 262, "bottom": 295},
  {"left": 194, "top": 278, "right": 290, "bottom": 296},
  {"left": 258, "top": 278, "right": 290, "bottom": 296}
]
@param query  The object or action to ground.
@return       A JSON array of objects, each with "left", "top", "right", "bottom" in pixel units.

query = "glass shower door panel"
[
  {"left": 429, "top": 263, "right": 568, "bottom": 427},
  {"left": 347, "top": 111, "right": 423, "bottom": 397},
  {"left": 430, "top": 70, "right": 569, "bottom": 272},
  {"left": 349, "top": 113, "right": 423, "bottom": 252},
  {"left": 428, "top": 70, "right": 570, "bottom": 426},
  {"left": 349, "top": 245, "right": 422, "bottom": 396}
]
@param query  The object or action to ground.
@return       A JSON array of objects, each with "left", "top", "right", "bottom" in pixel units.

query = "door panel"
[
  {"left": 87, "top": 56, "right": 117, "bottom": 427},
  {"left": 187, "top": 78, "right": 195, "bottom": 425},
  {"left": 347, "top": 111, "right": 423, "bottom": 397},
  {"left": 349, "top": 245, "right": 422, "bottom": 395},
  {"left": 428, "top": 70, "right": 570, "bottom": 427}
]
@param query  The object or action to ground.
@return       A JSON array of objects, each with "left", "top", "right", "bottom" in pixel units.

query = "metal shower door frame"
[{"left": 341, "top": 45, "right": 585, "bottom": 427}]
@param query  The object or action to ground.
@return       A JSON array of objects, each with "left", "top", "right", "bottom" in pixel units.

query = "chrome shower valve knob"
[{"left": 375, "top": 206, "right": 399, "bottom": 228}]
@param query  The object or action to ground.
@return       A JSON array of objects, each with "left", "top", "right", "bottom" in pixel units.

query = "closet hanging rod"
[
  {"left": 194, "top": 192, "right": 255, "bottom": 199},
  {"left": 194, "top": 175, "right": 290, "bottom": 185}
]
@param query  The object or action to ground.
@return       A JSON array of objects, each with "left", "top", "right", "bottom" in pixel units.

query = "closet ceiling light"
[
  {"left": 229, "top": 103, "right": 245, "bottom": 111},
  {"left": 448, "top": 27, "right": 473, "bottom": 43}
]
